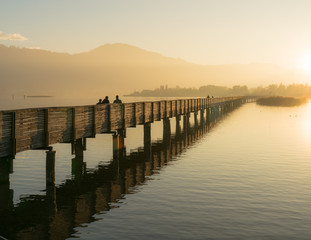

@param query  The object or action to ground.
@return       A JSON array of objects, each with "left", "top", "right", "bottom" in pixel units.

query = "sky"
[{"left": 1, "top": 0, "right": 311, "bottom": 69}]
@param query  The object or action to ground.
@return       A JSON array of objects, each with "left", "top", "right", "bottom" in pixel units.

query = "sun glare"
[{"left": 301, "top": 53, "right": 311, "bottom": 73}]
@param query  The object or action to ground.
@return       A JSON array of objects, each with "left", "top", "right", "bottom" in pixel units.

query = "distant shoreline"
[
  {"left": 256, "top": 96, "right": 308, "bottom": 107},
  {"left": 27, "top": 95, "right": 54, "bottom": 98}
]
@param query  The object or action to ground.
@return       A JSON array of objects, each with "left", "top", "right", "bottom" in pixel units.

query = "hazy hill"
[{"left": 0, "top": 43, "right": 309, "bottom": 98}]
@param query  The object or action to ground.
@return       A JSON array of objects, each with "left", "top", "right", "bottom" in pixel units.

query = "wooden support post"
[
  {"left": 46, "top": 149, "right": 56, "bottom": 186},
  {"left": 180, "top": 100, "right": 182, "bottom": 115},
  {"left": 194, "top": 112, "right": 198, "bottom": 128},
  {"left": 113, "top": 130, "right": 126, "bottom": 160},
  {"left": 183, "top": 114, "right": 188, "bottom": 132},
  {"left": 185, "top": 100, "right": 188, "bottom": 114},
  {"left": 75, "top": 138, "right": 84, "bottom": 158},
  {"left": 71, "top": 141, "right": 75, "bottom": 155},
  {"left": 214, "top": 106, "right": 217, "bottom": 119},
  {"left": 72, "top": 138, "right": 85, "bottom": 179},
  {"left": 144, "top": 123, "right": 151, "bottom": 149},
  {"left": 175, "top": 115, "right": 181, "bottom": 136},
  {"left": 117, "top": 129, "right": 126, "bottom": 151},
  {"left": 144, "top": 122, "right": 152, "bottom": 160},
  {"left": 112, "top": 132, "right": 119, "bottom": 159},
  {"left": 83, "top": 137, "right": 87, "bottom": 150},
  {"left": 163, "top": 118, "right": 171, "bottom": 144},
  {"left": 206, "top": 107, "right": 212, "bottom": 122},
  {"left": 187, "top": 113, "right": 191, "bottom": 129},
  {"left": 196, "top": 99, "right": 199, "bottom": 111},
  {"left": 8, "top": 157, "right": 13, "bottom": 174}
]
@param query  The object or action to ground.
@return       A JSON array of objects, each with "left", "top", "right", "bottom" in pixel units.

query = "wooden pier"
[
  {"left": 0, "top": 96, "right": 254, "bottom": 239},
  {"left": 0, "top": 96, "right": 256, "bottom": 184}
]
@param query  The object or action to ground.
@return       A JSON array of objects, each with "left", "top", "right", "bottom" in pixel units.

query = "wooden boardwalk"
[
  {"left": 0, "top": 97, "right": 254, "bottom": 160},
  {"left": 0, "top": 96, "right": 257, "bottom": 184},
  {"left": 0, "top": 106, "right": 230, "bottom": 239},
  {"left": 0, "top": 95, "right": 260, "bottom": 239}
]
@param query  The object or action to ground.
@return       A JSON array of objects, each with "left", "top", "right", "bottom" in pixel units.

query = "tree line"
[{"left": 127, "top": 84, "right": 311, "bottom": 97}]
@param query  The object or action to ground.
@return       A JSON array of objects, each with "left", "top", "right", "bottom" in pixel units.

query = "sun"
[{"left": 301, "top": 53, "right": 311, "bottom": 73}]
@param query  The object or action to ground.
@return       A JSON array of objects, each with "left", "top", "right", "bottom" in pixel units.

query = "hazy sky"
[{"left": 1, "top": 0, "right": 311, "bottom": 68}]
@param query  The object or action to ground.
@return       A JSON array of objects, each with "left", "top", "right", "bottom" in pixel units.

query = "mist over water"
[{"left": 1, "top": 101, "right": 311, "bottom": 239}]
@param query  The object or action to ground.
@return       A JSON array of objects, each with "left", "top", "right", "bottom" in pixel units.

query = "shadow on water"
[{"left": 0, "top": 106, "right": 237, "bottom": 240}]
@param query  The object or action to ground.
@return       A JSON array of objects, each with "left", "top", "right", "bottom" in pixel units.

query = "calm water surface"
[{"left": 1, "top": 101, "right": 311, "bottom": 239}]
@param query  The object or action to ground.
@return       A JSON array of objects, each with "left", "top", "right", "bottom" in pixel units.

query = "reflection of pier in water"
[{"left": 0, "top": 97, "right": 254, "bottom": 239}]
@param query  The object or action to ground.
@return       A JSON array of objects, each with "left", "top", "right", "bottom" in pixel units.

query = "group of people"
[{"left": 97, "top": 95, "right": 122, "bottom": 104}]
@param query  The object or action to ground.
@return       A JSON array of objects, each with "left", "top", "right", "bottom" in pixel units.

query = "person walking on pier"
[
  {"left": 97, "top": 99, "right": 102, "bottom": 104},
  {"left": 102, "top": 96, "right": 110, "bottom": 104},
  {"left": 113, "top": 95, "right": 122, "bottom": 103}
]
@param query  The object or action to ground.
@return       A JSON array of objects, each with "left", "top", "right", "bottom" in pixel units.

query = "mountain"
[{"left": 0, "top": 43, "right": 309, "bottom": 98}]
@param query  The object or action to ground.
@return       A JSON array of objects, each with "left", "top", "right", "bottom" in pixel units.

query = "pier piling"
[
  {"left": 144, "top": 122, "right": 151, "bottom": 156},
  {"left": 46, "top": 149, "right": 56, "bottom": 185},
  {"left": 163, "top": 118, "right": 171, "bottom": 144}
]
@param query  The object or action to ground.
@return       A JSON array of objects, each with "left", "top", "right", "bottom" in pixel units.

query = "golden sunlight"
[{"left": 301, "top": 53, "right": 311, "bottom": 73}]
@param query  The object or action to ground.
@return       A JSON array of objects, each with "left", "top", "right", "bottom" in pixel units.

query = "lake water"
[{"left": 1, "top": 100, "right": 311, "bottom": 239}]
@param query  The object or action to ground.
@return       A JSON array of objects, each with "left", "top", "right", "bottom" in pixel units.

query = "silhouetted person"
[
  {"left": 102, "top": 96, "right": 109, "bottom": 104},
  {"left": 113, "top": 95, "right": 122, "bottom": 103},
  {"left": 97, "top": 99, "right": 102, "bottom": 104},
  {"left": 207, "top": 95, "right": 210, "bottom": 99}
]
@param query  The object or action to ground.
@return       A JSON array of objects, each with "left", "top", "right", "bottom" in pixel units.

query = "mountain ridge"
[{"left": 0, "top": 43, "right": 309, "bottom": 98}]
